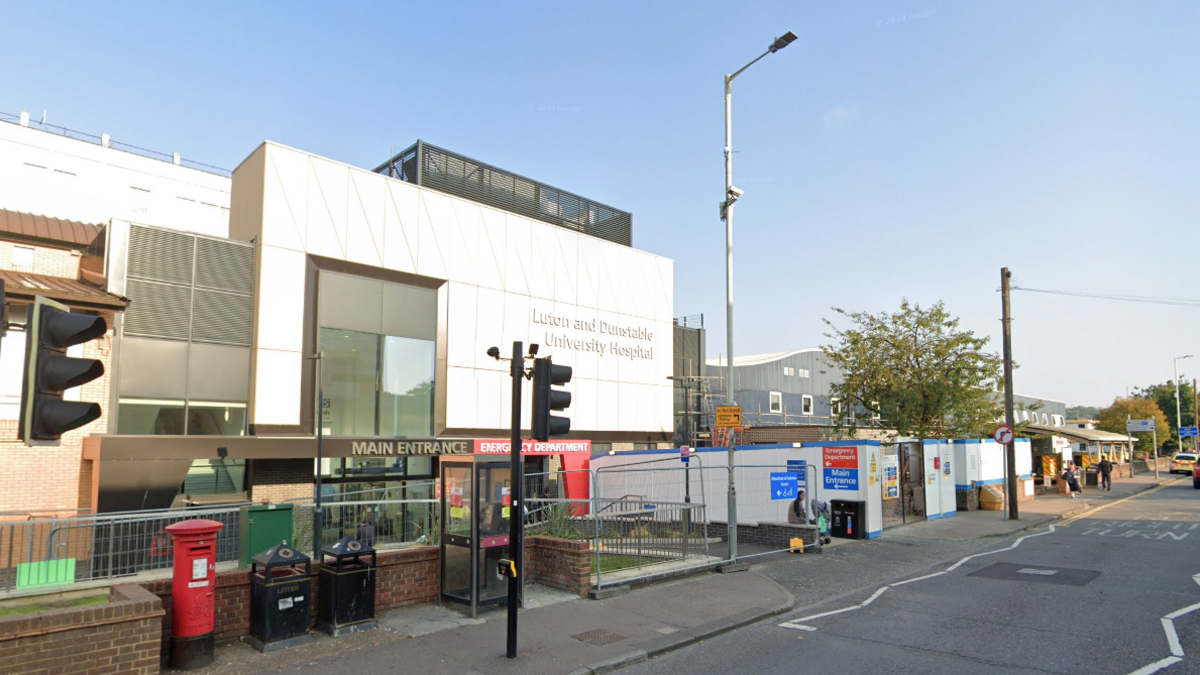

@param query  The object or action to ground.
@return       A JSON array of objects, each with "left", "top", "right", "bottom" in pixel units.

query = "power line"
[{"left": 1010, "top": 285, "right": 1200, "bottom": 308}]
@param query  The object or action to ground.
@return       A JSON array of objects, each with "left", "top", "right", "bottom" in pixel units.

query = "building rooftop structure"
[{"left": 375, "top": 140, "right": 633, "bottom": 247}]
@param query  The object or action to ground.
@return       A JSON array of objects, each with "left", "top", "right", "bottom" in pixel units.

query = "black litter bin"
[
  {"left": 831, "top": 500, "right": 867, "bottom": 540},
  {"left": 317, "top": 536, "right": 377, "bottom": 636},
  {"left": 1085, "top": 468, "right": 1099, "bottom": 487},
  {"left": 248, "top": 544, "right": 316, "bottom": 652}
]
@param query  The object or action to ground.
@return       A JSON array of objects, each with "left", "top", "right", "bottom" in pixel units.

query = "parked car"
[
  {"left": 1194, "top": 463, "right": 1200, "bottom": 489},
  {"left": 1172, "top": 453, "right": 1198, "bottom": 475}
]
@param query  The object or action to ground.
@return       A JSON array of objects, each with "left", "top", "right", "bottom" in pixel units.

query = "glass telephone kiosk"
[{"left": 440, "top": 454, "right": 513, "bottom": 617}]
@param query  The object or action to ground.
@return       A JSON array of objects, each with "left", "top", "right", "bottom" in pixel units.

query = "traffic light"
[
  {"left": 19, "top": 297, "right": 108, "bottom": 443},
  {"left": 531, "top": 356, "right": 571, "bottom": 442}
]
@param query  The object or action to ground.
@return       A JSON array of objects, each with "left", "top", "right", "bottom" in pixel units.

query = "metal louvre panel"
[
  {"left": 195, "top": 237, "right": 254, "bottom": 294},
  {"left": 124, "top": 279, "right": 192, "bottom": 340},
  {"left": 128, "top": 225, "right": 195, "bottom": 284},
  {"left": 192, "top": 288, "right": 252, "bottom": 347}
]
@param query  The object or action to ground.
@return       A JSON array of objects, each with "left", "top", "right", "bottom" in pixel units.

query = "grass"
[
  {"left": 592, "top": 554, "right": 648, "bottom": 575},
  {"left": 0, "top": 593, "right": 107, "bottom": 617}
]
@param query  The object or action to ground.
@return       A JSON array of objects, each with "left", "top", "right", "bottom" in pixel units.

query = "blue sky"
[{"left": 3, "top": 1, "right": 1197, "bottom": 408}]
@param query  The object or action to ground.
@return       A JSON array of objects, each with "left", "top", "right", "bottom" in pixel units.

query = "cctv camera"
[
  {"left": 727, "top": 186, "right": 745, "bottom": 202},
  {"left": 529, "top": 344, "right": 539, "bottom": 356},
  {"left": 487, "top": 346, "right": 501, "bottom": 360}
]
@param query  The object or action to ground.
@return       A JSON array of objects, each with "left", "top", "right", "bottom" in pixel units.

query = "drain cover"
[
  {"left": 968, "top": 562, "right": 1099, "bottom": 587},
  {"left": 572, "top": 629, "right": 627, "bottom": 645}
]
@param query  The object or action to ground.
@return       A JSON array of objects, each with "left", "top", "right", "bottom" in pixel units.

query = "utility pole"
[
  {"left": 1000, "top": 268, "right": 1018, "bottom": 520},
  {"left": 1193, "top": 378, "right": 1197, "bottom": 453}
]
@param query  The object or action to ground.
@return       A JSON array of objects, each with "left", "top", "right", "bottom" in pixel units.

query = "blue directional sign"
[
  {"left": 770, "top": 472, "right": 798, "bottom": 501},
  {"left": 824, "top": 467, "right": 860, "bottom": 491},
  {"left": 787, "top": 459, "right": 807, "bottom": 487},
  {"left": 1126, "top": 419, "right": 1155, "bottom": 433},
  {"left": 1182, "top": 427, "right": 1199, "bottom": 437}
]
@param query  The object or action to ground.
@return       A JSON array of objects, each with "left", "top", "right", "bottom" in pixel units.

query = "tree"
[
  {"left": 1097, "top": 397, "right": 1168, "bottom": 455},
  {"left": 822, "top": 299, "right": 1003, "bottom": 439},
  {"left": 1132, "top": 381, "right": 1196, "bottom": 452},
  {"left": 1066, "top": 405, "right": 1101, "bottom": 421}
]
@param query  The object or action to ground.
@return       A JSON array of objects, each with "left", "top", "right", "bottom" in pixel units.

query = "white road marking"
[
  {"left": 1128, "top": 656, "right": 1183, "bottom": 675},
  {"left": 1162, "top": 618, "right": 1184, "bottom": 657},
  {"left": 889, "top": 571, "right": 946, "bottom": 587},
  {"left": 779, "top": 587, "right": 890, "bottom": 630}
]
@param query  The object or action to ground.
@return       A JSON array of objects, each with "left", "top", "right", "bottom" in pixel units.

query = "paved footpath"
[{"left": 178, "top": 473, "right": 1176, "bottom": 675}]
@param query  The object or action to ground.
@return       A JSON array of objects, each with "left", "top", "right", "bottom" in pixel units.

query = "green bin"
[{"left": 240, "top": 503, "right": 295, "bottom": 569}]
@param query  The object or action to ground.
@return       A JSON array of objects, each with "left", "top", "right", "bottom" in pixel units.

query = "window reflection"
[{"left": 319, "top": 328, "right": 436, "bottom": 438}]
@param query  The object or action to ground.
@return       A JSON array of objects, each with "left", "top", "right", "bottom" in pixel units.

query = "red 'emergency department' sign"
[
  {"left": 474, "top": 439, "right": 592, "bottom": 456},
  {"left": 823, "top": 446, "right": 858, "bottom": 469}
]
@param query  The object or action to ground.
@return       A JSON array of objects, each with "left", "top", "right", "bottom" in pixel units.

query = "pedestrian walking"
[
  {"left": 1097, "top": 455, "right": 1113, "bottom": 492},
  {"left": 357, "top": 520, "right": 377, "bottom": 547},
  {"left": 1061, "top": 463, "right": 1083, "bottom": 498}
]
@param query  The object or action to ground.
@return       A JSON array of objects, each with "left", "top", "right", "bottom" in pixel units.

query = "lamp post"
[
  {"left": 1175, "top": 354, "right": 1193, "bottom": 456},
  {"left": 721, "top": 29, "right": 797, "bottom": 564}
]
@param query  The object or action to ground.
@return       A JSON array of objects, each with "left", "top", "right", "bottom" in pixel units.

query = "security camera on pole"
[{"left": 720, "top": 28, "right": 797, "bottom": 568}]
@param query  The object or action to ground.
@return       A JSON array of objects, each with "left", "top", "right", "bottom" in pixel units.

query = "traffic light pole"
[{"left": 507, "top": 341, "right": 523, "bottom": 659}]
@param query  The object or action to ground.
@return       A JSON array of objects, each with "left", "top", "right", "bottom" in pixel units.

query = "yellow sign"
[
  {"left": 450, "top": 506, "right": 464, "bottom": 520},
  {"left": 502, "top": 506, "right": 511, "bottom": 519},
  {"left": 715, "top": 406, "right": 742, "bottom": 427}
]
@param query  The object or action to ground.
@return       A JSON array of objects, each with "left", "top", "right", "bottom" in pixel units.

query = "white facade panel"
[
  {"left": 346, "top": 171, "right": 385, "bottom": 267},
  {"left": 253, "top": 349, "right": 302, "bottom": 424},
  {"left": 263, "top": 145, "right": 309, "bottom": 251},
  {"left": 417, "top": 191, "right": 450, "bottom": 279},
  {"left": 445, "top": 366, "right": 478, "bottom": 429},
  {"left": 445, "top": 282, "right": 478, "bottom": 369},
  {"left": 504, "top": 215, "right": 532, "bottom": 296},
  {"left": 306, "top": 160, "right": 347, "bottom": 259},
  {"left": 477, "top": 207, "right": 507, "bottom": 292},
  {"left": 383, "top": 181, "right": 418, "bottom": 273},
  {"left": 236, "top": 141, "right": 673, "bottom": 435},
  {"left": 528, "top": 224, "right": 555, "bottom": 301},
  {"left": 256, "top": 246, "right": 306, "bottom": 352}
]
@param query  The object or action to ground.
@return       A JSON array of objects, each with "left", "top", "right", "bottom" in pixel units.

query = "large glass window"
[
  {"left": 119, "top": 399, "right": 247, "bottom": 435},
  {"left": 319, "top": 328, "right": 436, "bottom": 437},
  {"left": 119, "top": 399, "right": 187, "bottom": 435},
  {"left": 380, "top": 336, "right": 435, "bottom": 437},
  {"left": 187, "top": 402, "right": 248, "bottom": 435}
]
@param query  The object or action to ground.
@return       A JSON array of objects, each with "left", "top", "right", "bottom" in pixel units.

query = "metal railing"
[
  {"left": 0, "top": 504, "right": 246, "bottom": 594},
  {"left": 375, "top": 141, "right": 633, "bottom": 247},
  {"left": 0, "top": 110, "right": 231, "bottom": 176},
  {"left": 292, "top": 499, "right": 439, "bottom": 554}
]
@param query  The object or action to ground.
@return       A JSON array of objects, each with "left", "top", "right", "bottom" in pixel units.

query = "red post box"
[{"left": 165, "top": 519, "right": 224, "bottom": 670}]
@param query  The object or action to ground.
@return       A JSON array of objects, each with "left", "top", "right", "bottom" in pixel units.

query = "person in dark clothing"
[
  {"left": 357, "top": 521, "right": 377, "bottom": 547},
  {"left": 1097, "top": 456, "right": 1113, "bottom": 491},
  {"left": 1062, "top": 463, "right": 1083, "bottom": 498}
]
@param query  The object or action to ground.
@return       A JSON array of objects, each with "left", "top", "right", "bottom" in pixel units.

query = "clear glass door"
[
  {"left": 441, "top": 464, "right": 473, "bottom": 603},
  {"left": 476, "top": 463, "right": 512, "bottom": 605}
]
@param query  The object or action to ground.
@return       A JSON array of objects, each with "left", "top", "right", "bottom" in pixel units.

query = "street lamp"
[
  {"left": 721, "top": 29, "right": 798, "bottom": 565},
  {"left": 1176, "top": 354, "right": 1193, "bottom": 454}
]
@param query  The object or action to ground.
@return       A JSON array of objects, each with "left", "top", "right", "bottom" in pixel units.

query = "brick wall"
[
  {"left": 0, "top": 584, "right": 163, "bottom": 675},
  {"left": 0, "top": 240, "right": 83, "bottom": 279},
  {"left": 247, "top": 459, "right": 314, "bottom": 503},
  {"left": 525, "top": 536, "right": 591, "bottom": 597},
  {"left": 0, "top": 321, "right": 114, "bottom": 518},
  {"left": 705, "top": 521, "right": 819, "bottom": 549},
  {"left": 142, "top": 546, "right": 439, "bottom": 660}
]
